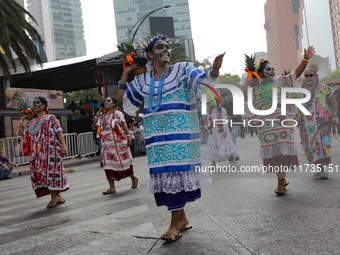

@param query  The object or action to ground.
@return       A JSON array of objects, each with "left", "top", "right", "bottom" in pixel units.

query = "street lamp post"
[{"left": 128, "top": 5, "right": 171, "bottom": 44}]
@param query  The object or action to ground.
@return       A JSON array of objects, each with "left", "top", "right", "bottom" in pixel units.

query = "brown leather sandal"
[
  {"left": 102, "top": 189, "right": 116, "bottom": 195},
  {"left": 275, "top": 187, "right": 285, "bottom": 196},
  {"left": 57, "top": 198, "right": 66, "bottom": 205},
  {"left": 46, "top": 200, "right": 58, "bottom": 209},
  {"left": 131, "top": 177, "right": 138, "bottom": 188},
  {"left": 160, "top": 232, "right": 182, "bottom": 242}
]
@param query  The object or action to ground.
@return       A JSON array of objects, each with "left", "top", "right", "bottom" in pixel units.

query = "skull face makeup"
[
  {"left": 303, "top": 69, "right": 317, "bottom": 87},
  {"left": 262, "top": 63, "right": 275, "bottom": 80},
  {"left": 106, "top": 97, "right": 113, "bottom": 104},
  {"left": 105, "top": 97, "right": 115, "bottom": 109},
  {"left": 152, "top": 40, "right": 170, "bottom": 60}
]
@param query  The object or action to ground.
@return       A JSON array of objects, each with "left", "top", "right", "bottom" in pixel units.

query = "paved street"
[{"left": 1, "top": 131, "right": 340, "bottom": 255}]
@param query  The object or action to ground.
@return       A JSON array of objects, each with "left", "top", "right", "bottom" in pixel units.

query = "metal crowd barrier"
[
  {"left": 0, "top": 136, "right": 29, "bottom": 165},
  {"left": 63, "top": 133, "right": 79, "bottom": 159},
  {"left": 0, "top": 132, "right": 98, "bottom": 166},
  {"left": 78, "top": 132, "right": 99, "bottom": 157}
]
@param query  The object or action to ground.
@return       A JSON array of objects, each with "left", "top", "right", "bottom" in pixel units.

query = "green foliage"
[
  {"left": 117, "top": 41, "right": 143, "bottom": 58},
  {"left": 218, "top": 73, "right": 241, "bottom": 86},
  {"left": 244, "top": 54, "right": 256, "bottom": 71},
  {"left": 138, "top": 34, "right": 189, "bottom": 64},
  {"left": 322, "top": 69, "right": 340, "bottom": 83},
  {"left": 0, "top": 0, "right": 43, "bottom": 79},
  {"left": 193, "top": 59, "right": 212, "bottom": 72},
  {"left": 64, "top": 88, "right": 99, "bottom": 103},
  {"left": 13, "top": 95, "right": 30, "bottom": 110},
  {"left": 282, "top": 70, "right": 291, "bottom": 76}
]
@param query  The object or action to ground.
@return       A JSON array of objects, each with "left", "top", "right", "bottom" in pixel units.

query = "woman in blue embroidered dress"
[{"left": 118, "top": 35, "right": 225, "bottom": 242}]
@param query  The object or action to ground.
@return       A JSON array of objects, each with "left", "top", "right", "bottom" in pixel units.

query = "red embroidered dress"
[
  {"left": 100, "top": 110, "right": 134, "bottom": 180},
  {"left": 24, "top": 114, "right": 69, "bottom": 198}
]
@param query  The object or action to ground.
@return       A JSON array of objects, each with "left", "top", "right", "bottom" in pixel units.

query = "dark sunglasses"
[
  {"left": 304, "top": 74, "right": 314, "bottom": 77},
  {"left": 32, "top": 101, "right": 42, "bottom": 105}
]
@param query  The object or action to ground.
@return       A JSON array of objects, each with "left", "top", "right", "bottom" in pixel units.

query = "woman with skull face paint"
[
  {"left": 296, "top": 68, "right": 338, "bottom": 179},
  {"left": 19, "top": 97, "right": 69, "bottom": 208},
  {"left": 242, "top": 46, "right": 315, "bottom": 195},
  {"left": 117, "top": 34, "right": 225, "bottom": 242},
  {"left": 99, "top": 97, "right": 138, "bottom": 194}
]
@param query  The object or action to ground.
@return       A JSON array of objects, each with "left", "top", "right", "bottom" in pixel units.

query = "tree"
[
  {"left": 322, "top": 69, "right": 340, "bottom": 83},
  {"left": 218, "top": 73, "right": 241, "bottom": 86},
  {"left": 64, "top": 88, "right": 98, "bottom": 103},
  {"left": 136, "top": 35, "right": 189, "bottom": 64},
  {"left": 193, "top": 59, "right": 212, "bottom": 72},
  {"left": 0, "top": 0, "right": 42, "bottom": 79}
]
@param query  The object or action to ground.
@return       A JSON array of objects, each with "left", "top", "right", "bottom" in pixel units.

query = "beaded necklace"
[
  {"left": 148, "top": 64, "right": 168, "bottom": 113},
  {"left": 29, "top": 114, "right": 47, "bottom": 135}
]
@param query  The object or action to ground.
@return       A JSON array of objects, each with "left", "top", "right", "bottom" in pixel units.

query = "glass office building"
[
  {"left": 26, "top": 0, "right": 86, "bottom": 61},
  {"left": 113, "top": 0, "right": 195, "bottom": 60}
]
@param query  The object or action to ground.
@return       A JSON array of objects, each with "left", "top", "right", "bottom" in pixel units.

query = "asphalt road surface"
[{"left": 1, "top": 133, "right": 340, "bottom": 255}]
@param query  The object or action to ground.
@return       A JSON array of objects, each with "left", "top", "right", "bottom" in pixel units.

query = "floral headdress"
[
  {"left": 255, "top": 58, "right": 269, "bottom": 73},
  {"left": 143, "top": 34, "right": 167, "bottom": 71}
]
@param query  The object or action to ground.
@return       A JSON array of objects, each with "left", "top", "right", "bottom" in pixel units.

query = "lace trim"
[
  {"left": 259, "top": 143, "right": 299, "bottom": 159},
  {"left": 147, "top": 170, "right": 211, "bottom": 194}
]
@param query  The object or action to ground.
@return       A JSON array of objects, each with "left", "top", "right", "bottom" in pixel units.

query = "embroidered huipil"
[
  {"left": 123, "top": 62, "right": 212, "bottom": 194},
  {"left": 297, "top": 84, "right": 333, "bottom": 163},
  {"left": 24, "top": 114, "right": 69, "bottom": 195},
  {"left": 99, "top": 110, "right": 133, "bottom": 170},
  {"left": 252, "top": 72, "right": 299, "bottom": 159}
]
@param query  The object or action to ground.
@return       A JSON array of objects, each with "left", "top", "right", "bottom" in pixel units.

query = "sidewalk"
[{"left": 9, "top": 155, "right": 100, "bottom": 177}]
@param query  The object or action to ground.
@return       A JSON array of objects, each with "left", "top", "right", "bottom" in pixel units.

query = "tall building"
[
  {"left": 298, "top": 0, "right": 335, "bottom": 71},
  {"left": 330, "top": 0, "right": 340, "bottom": 69},
  {"left": 264, "top": 0, "right": 300, "bottom": 74},
  {"left": 26, "top": 0, "right": 86, "bottom": 61},
  {"left": 113, "top": 0, "right": 195, "bottom": 60}
]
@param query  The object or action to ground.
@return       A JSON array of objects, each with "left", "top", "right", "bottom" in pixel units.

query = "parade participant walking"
[
  {"left": 222, "top": 92, "right": 242, "bottom": 146},
  {"left": 242, "top": 46, "right": 315, "bottom": 195},
  {"left": 19, "top": 97, "right": 69, "bottom": 208},
  {"left": 117, "top": 34, "right": 224, "bottom": 242},
  {"left": 99, "top": 97, "right": 138, "bottom": 195},
  {"left": 297, "top": 68, "right": 338, "bottom": 179},
  {"left": 202, "top": 100, "right": 239, "bottom": 165}
]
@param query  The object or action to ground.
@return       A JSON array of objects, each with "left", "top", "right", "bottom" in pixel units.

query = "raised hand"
[
  {"left": 213, "top": 52, "right": 226, "bottom": 69},
  {"left": 123, "top": 63, "right": 139, "bottom": 74},
  {"left": 304, "top": 46, "right": 315, "bottom": 60}
]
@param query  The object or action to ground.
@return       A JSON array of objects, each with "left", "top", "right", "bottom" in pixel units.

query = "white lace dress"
[{"left": 202, "top": 107, "right": 239, "bottom": 162}]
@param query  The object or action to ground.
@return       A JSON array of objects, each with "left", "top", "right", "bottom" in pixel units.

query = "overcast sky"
[{"left": 80, "top": 0, "right": 268, "bottom": 76}]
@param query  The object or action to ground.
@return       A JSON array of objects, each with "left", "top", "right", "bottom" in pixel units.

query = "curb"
[{"left": 10, "top": 156, "right": 100, "bottom": 178}]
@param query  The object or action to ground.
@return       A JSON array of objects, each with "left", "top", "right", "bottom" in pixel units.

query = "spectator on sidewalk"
[{"left": 0, "top": 148, "right": 18, "bottom": 180}]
